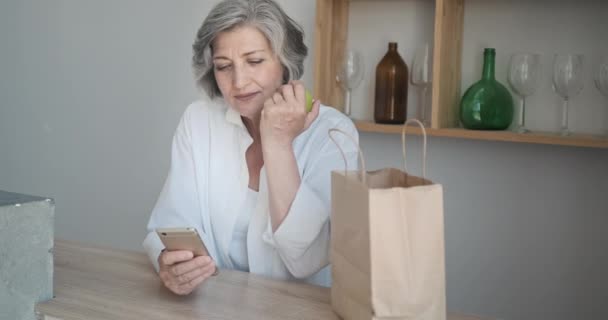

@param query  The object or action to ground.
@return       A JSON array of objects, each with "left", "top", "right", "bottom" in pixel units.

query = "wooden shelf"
[{"left": 355, "top": 121, "right": 608, "bottom": 149}]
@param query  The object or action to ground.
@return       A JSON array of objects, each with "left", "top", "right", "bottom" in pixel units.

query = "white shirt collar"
[{"left": 224, "top": 102, "right": 246, "bottom": 129}]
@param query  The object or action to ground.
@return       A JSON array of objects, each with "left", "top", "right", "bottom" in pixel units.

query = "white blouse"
[
  {"left": 143, "top": 98, "right": 359, "bottom": 287},
  {"left": 229, "top": 188, "right": 258, "bottom": 272}
]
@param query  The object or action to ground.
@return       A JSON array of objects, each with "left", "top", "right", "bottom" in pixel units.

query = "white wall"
[
  {"left": 1, "top": 1, "right": 606, "bottom": 320},
  {"left": 1, "top": 0, "right": 204, "bottom": 249},
  {"left": 0, "top": 0, "right": 17, "bottom": 113}
]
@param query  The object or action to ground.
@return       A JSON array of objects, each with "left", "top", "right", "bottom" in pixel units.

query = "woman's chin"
[{"left": 231, "top": 101, "right": 263, "bottom": 118}]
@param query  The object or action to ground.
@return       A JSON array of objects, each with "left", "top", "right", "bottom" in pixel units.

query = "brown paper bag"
[{"left": 329, "top": 119, "right": 446, "bottom": 320}]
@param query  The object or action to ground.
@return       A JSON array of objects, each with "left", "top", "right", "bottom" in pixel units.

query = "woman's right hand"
[{"left": 157, "top": 250, "right": 217, "bottom": 295}]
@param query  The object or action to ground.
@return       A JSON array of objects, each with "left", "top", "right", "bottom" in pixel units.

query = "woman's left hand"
[{"left": 260, "top": 80, "right": 320, "bottom": 149}]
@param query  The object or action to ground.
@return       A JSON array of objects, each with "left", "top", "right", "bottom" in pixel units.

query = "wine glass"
[
  {"left": 508, "top": 53, "right": 541, "bottom": 133},
  {"left": 411, "top": 44, "right": 432, "bottom": 126},
  {"left": 336, "top": 50, "right": 364, "bottom": 117},
  {"left": 594, "top": 55, "right": 608, "bottom": 137},
  {"left": 553, "top": 54, "right": 584, "bottom": 136}
]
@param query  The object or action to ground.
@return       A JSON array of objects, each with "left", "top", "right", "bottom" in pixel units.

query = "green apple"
[{"left": 305, "top": 90, "right": 314, "bottom": 112}]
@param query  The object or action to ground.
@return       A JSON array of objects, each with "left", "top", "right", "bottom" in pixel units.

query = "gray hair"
[{"left": 192, "top": 0, "right": 308, "bottom": 98}]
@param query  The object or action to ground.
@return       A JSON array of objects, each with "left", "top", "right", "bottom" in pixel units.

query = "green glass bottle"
[{"left": 460, "top": 48, "right": 514, "bottom": 130}]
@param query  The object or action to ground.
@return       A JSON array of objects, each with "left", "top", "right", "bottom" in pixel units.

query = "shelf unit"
[
  {"left": 355, "top": 120, "right": 608, "bottom": 149},
  {"left": 313, "top": 0, "right": 608, "bottom": 149}
]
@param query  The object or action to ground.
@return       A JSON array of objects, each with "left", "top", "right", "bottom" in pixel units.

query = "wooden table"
[{"left": 36, "top": 240, "right": 488, "bottom": 320}]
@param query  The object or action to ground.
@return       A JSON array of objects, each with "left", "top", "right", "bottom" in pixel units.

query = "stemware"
[
  {"left": 552, "top": 54, "right": 585, "bottom": 136},
  {"left": 594, "top": 55, "right": 608, "bottom": 136},
  {"left": 411, "top": 44, "right": 432, "bottom": 126},
  {"left": 336, "top": 50, "right": 364, "bottom": 117},
  {"left": 508, "top": 53, "right": 541, "bottom": 133}
]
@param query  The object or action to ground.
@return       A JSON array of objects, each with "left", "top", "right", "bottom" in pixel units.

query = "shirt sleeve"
[
  {"left": 262, "top": 113, "right": 359, "bottom": 279},
  {"left": 143, "top": 107, "right": 205, "bottom": 272}
]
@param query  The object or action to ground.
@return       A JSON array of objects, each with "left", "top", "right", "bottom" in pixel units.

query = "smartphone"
[{"left": 156, "top": 227, "right": 209, "bottom": 257}]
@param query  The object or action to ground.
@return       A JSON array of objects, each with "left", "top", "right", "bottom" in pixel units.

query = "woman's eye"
[
  {"left": 249, "top": 59, "right": 264, "bottom": 65},
  {"left": 215, "top": 65, "right": 230, "bottom": 71}
]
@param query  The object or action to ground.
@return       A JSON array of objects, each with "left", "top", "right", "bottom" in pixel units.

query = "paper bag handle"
[
  {"left": 402, "top": 119, "right": 428, "bottom": 179},
  {"left": 328, "top": 128, "right": 367, "bottom": 184}
]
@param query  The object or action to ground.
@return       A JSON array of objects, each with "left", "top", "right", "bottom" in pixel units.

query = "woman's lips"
[{"left": 234, "top": 92, "right": 259, "bottom": 102}]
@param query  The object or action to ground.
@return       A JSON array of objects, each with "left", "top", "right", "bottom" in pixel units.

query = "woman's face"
[{"left": 212, "top": 26, "right": 284, "bottom": 119}]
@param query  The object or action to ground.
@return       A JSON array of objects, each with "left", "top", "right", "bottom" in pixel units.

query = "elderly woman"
[{"left": 143, "top": 0, "right": 358, "bottom": 295}]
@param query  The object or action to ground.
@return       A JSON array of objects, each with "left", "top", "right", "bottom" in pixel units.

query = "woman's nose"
[{"left": 232, "top": 67, "right": 250, "bottom": 89}]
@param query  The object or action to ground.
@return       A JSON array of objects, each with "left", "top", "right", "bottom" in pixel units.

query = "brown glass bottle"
[{"left": 374, "top": 42, "right": 409, "bottom": 124}]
